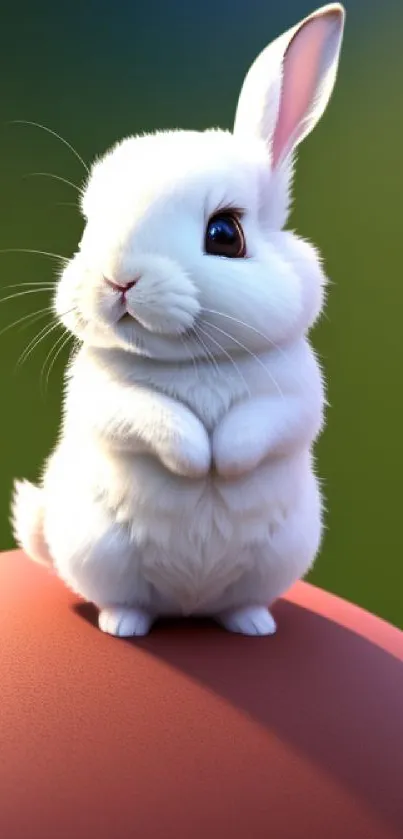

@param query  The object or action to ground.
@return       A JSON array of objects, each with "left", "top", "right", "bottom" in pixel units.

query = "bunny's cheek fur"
[
  {"left": 195, "top": 254, "right": 303, "bottom": 349},
  {"left": 268, "top": 232, "right": 327, "bottom": 331}
]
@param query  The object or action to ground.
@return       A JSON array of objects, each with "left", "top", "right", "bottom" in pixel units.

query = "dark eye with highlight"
[{"left": 204, "top": 212, "right": 246, "bottom": 258}]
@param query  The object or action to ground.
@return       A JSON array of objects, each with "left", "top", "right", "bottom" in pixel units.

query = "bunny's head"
[{"left": 55, "top": 4, "right": 345, "bottom": 362}]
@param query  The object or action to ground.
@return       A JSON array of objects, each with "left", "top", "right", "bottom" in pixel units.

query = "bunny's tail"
[{"left": 11, "top": 480, "right": 53, "bottom": 566}]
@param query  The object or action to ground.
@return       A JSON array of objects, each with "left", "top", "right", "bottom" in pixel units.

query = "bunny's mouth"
[{"left": 119, "top": 312, "right": 135, "bottom": 323}]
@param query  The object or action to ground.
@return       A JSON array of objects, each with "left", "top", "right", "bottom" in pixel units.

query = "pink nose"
[{"left": 104, "top": 277, "right": 139, "bottom": 294}]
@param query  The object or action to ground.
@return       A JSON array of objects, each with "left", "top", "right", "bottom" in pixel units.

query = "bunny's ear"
[{"left": 233, "top": 4, "right": 345, "bottom": 169}]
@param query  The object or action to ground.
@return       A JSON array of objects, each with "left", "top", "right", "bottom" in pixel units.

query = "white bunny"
[{"left": 11, "top": 4, "right": 345, "bottom": 637}]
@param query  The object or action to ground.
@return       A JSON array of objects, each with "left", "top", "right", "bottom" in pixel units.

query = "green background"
[{"left": 0, "top": 1, "right": 401, "bottom": 628}]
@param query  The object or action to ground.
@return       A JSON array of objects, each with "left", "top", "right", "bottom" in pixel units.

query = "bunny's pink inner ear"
[{"left": 271, "top": 11, "right": 343, "bottom": 169}]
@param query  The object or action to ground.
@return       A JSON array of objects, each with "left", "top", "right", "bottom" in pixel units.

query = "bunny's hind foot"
[
  {"left": 217, "top": 605, "right": 277, "bottom": 636},
  {"left": 98, "top": 606, "right": 155, "bottom": 637}
]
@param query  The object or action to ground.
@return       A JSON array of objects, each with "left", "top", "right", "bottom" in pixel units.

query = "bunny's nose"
[{"left": 104, "top": 277, "right": 140, "bottom": 294}]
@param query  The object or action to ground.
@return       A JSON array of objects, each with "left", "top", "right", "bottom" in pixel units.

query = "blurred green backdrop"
[{"left": 0, "top": 0, "right": 402, "bottom": 627}]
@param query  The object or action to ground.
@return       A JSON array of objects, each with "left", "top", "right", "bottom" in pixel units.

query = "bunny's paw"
[
  {"left": 98, "top": 606, "right": 155, "bottom": 637},
  {"left": 160, "top": 411, "right": 212, "bottom": 478},
  {"left": 217, "top": 605, "right": 277, "bottom": 636},
  {"left": 212, "top": 414, "right": 265, "bottom": 478}
]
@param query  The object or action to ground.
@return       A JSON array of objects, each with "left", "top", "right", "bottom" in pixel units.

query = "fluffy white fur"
[{"left": 11, "top": 4, "right": 345, "bottom": 636}]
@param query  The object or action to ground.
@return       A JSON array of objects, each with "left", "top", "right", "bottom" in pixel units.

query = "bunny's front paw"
[
  {"left": 213, "top": 420, "right": 263, "bottom": 479},
  {"left": 217, "top": 606, "right": 277, "bottom": 636},
  {"left": 159, "top": 411, "right": 211, "bottom": 478}
]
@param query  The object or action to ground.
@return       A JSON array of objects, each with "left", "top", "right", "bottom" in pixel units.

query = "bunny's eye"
[{"left": 204, "top": 212, "right": 246, "bottom": 258}]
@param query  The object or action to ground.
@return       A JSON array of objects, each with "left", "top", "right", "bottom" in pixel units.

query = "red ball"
[{"left": 0, "top": 549, "right": 402, "bottom": 839}]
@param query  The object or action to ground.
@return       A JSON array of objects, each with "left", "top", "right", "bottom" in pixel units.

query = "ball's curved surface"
[{"left": 0, "top": 549, "right": 402, "bottom": 839}]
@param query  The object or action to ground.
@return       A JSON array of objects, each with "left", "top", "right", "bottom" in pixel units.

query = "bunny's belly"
[{"left": 101, "top": 447, "right": 322, "bottom": 614}]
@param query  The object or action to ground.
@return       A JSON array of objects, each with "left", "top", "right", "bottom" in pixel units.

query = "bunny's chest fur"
[
  {"left": 170, "top": 376, "right": 240, "bottom": 432},
  {"left": 104, "top": 353, "right": 304, "bottom": 541},
  {"left": 132, "top": 353, "right": 272, "bottom": 431}
]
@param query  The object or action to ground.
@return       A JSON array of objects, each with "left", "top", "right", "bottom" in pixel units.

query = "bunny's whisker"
[
  {"left": 195, "top": 323, "right": 251, "bottom": 396},
  {"left": 16, "top": 320, "right": 63, "bottom": 370},
  {"left": 23, "top": 172, "right": 83, "bottom": 193},
  {"left": 0, "top": 248, "right": 68, "bottom": 263},
  {"left": 8, "top": 119, "right": 90, "bottom": 174},
  {"left": 15, "top": 308, "right": 77, "bottom": 371},
  {"left": 0, "top": 306, "right": 54, "bottom": 339},
  {"left": 201, "top": 307, "right": 280, "bottom": 351},
  {"left": 179, "top": 333, "right": 199, "bottom": 381},
  {"left": 41, "top": 329, "right": 73, "bottom": 394},
  {"left": 200, "top": 318, "right": 284, "bottom": 400},
  {"left": 0, "top": 288, "right": 57, "bottom": 305},
  {"left": 189, "top": 326, "right": 222, "bottom": 378},
  {"left": 200, "top": 308, "right": 317, "bottom": 391},
  {"left": 1, "top": 282, "right": 56, "bottom": 290}
]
